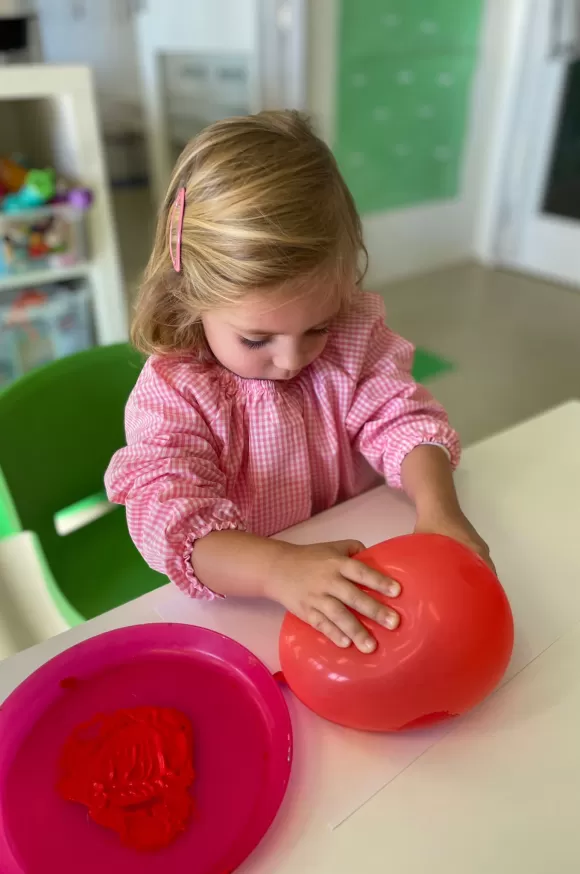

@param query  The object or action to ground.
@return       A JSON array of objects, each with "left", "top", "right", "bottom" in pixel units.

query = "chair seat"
[{"left": 44, "top": 506, "right": 168, "bottom": 620}]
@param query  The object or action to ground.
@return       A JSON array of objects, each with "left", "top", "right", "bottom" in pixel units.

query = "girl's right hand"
[{"left": 266, "top": 540, "right": 400, "bottom": 653}]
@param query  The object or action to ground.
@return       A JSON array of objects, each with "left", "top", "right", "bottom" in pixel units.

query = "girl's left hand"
[{"left": 414, "top": 509, "right": 496, "bottom": 574}]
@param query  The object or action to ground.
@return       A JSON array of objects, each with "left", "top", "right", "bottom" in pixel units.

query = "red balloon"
[{"left": 279, "top": 534, "right": 514, "bottom": 732}]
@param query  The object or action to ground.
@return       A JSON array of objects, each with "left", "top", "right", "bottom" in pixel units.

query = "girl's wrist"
[
  {"left": 402, "top": 444, "right": 462, "bottom": 520},
  {"left": 414, "top": 490, "right": 462, "bottom": 522},
  {"left": 193, "top": 530, "right": 296, "bottom": 600},
  {"left": 258, "top": 539, "right": 299, "bottom": 602}
]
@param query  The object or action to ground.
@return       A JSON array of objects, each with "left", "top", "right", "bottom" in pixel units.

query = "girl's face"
[{"left": 202, "top": 279, "right": 342, "bottom": 381}]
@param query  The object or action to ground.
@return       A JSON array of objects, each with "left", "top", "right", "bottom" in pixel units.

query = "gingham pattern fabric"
[{"left": 105, "top": 292, "right": 460, "bottom": 598}]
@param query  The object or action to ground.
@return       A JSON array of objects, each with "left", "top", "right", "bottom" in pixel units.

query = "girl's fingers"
[
  {"left": 329, "top": 539, "right": 366, "bottom": 557},
  {"left": 330, "top": 580, "right": 400, "bottom": 631},
  {"left": 306, "top": 607, "right": 351, "bottom": 648},
  {"left": 342, "top": 557, "right": 401, "bottom": 598},
  {"left": 321, "top": 596, "right": 378, "bottom": 652}
]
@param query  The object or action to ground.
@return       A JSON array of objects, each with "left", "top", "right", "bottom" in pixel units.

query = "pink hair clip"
[{"left": 169, "top": 186, "right": 186, "bottom": 272}]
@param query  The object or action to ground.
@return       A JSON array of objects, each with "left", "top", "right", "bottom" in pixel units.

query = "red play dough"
[{"left": 57, "top": 707, "right": 195, "bottom": 851}]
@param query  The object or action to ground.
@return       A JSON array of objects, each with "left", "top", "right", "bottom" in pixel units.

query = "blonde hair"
[{"left": 132, "top": 110, "right": 366, "bottom": 356}]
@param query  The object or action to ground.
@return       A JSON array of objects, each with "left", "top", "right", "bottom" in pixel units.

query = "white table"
[{"left": 2, "top": 401, "right": 580, "bottom": 873}]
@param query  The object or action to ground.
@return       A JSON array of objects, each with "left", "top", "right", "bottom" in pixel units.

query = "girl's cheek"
[
  {"left": 311, "top": 335, "right": 329, "bottom": 360},
  {"left": 237, "top": 345, "right": 270, "bottom": 372}
]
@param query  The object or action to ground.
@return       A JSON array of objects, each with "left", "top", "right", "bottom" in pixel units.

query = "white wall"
[
  {"left": 0, "top": 0, "right": 35, "bottom": 14},
  {"left": 308, "top": 0, "right": 526, "bottom": 285},
  {"left": 135, "top": 0, "right": 256, "bottom": 53}
]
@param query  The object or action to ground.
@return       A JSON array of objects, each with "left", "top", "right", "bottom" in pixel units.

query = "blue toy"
[{"left": 2, "top": 169, "right": 56, "bottom": 213}]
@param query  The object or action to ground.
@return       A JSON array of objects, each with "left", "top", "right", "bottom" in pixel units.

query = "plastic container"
[
  {"left": 0, "top": 329, "right": 19, "bottom": 387},
  {"left": 0, "top": 283, "right": 93, "bottom": 387},
  {"left": 0, "top": 204, "right": 88, "bottom": 277}
]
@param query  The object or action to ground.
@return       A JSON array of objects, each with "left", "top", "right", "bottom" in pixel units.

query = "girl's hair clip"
[{"left": 169, "top": 186, "right": 186, "bottom": 273}]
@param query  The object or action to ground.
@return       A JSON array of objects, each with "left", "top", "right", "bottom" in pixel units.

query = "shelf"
[
  {"left": 0, "top": 263, "right": 90, "bottom": 292},
  {"left": 0, "top": 65, "right": 127, "bottom": 342}
]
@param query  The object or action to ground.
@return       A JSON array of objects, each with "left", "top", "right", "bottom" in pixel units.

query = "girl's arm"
[
  {"left": 105, "top": 358, "right": 245, "bottom": 598},
  {"left": 401, "top": 444, "right": 493, "bottom": 569},
  {"left": 193, "top": 530, "right": 401, "bottom": 653},
  {"left": 344, "top": 305, "right": 461, "bottom": 492},
  {"left": 341, "top": 295, "right": 492, "bottom": 568}
]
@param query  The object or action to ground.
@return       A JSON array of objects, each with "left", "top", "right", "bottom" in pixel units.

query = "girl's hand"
[
  {"left": 266, "top": 540, "right": 400, "bottom": 653},
  {"left": 401, "top": 445, "right": 495, "bottom": 573},
  {"left": 414, "top": 509, "right": 496, "bottom": 573}
]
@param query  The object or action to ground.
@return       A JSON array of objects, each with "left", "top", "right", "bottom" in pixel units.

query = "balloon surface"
[{"left": 279, "top": 534, "right": 514, "bottom": 731}]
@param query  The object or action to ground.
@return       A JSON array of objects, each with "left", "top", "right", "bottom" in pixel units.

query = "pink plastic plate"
[{"left": 0, "top": 623, "right": 292, "bottom": 874}]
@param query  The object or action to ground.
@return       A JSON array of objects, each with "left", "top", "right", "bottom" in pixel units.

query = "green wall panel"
[{"left": 335, "top": 1, "right": 484, "bottom": 214}]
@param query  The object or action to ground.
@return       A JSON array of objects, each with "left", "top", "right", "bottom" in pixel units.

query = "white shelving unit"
[
  {"left": 0, "top": 64, "right": 127, "bottom": 344},
  {"left": 0, "top": 263, "right": 88, "bottom": 293}
]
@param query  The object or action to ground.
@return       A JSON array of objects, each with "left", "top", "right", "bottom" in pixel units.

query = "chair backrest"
[{"left": 0, "top": 344, "right": 144, "bottom": 555}]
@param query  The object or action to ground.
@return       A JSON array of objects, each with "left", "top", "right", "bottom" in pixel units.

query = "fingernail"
[
  {"left": 388, "top": 581, "right": 401, "bottom": 597},
  {"left": 384, "top": 613, "right": 399, "bottom": 630},
  {"left": 362, "top": 638, "right": 376, "bottom": 653},
  {"left": 339, "top": 636, "right": 350, "bottom": 647}
]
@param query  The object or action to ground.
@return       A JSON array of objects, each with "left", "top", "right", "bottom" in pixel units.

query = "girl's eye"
[
  {"left": 240, "top": 326, "right": 329, "bottom": 350},
  {"left": 240, "top": 337, "right": 269, "bottom": 349}
]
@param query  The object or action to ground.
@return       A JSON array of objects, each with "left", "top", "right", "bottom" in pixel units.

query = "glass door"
[
  {"left": 543, "top": 59, "right": 580, "bottom": 221},
  {"left": 496, "top": 0, "right": 580, "bottom": 287}
]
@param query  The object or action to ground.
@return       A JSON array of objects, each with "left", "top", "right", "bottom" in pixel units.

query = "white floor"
[
  {"left": 111, "top": 184, "right": 156, "bottom": 305},
  {"left": 379, "top": 263, "right": 580, "bottom": 446}
]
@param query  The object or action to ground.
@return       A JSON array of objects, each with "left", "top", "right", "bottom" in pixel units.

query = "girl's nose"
[{"left": 274, "top": 340, "right": 307, "bottom": 373}]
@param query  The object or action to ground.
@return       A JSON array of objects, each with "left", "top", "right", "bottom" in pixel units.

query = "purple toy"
[{"left": 51, "top": 187, "right": 93, "bottom": 209}]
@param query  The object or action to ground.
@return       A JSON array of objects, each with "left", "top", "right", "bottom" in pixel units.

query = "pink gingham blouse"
[{"left": 105, "top": 292, "right": 460, "bottom": 598}]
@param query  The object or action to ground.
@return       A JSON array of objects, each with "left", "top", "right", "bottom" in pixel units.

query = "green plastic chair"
[{"left": 0, "top": 344, "right": 167, "bottom": 626}]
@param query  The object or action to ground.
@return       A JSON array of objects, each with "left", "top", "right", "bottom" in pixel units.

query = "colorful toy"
[
  {"left": 1, "top": 224, "right": 28, "bottom": 272},
  {"left": 2, "top": 168, "right": 56, "bottom": 213},
  {"left": 0, "top": 158, "right": 91, "bottom": 276},
  {"left": 1, "top": 213, "right": 74, "bottom": 275},
  {"left": 0, "top": 156, "right": 92, "bottom": 219},
  {"left": 279, "top": 534, "right": 514, "bottom": 732},
  {"left": 51, "top": 186, "right": 93, "bottom": 210},
  {"left": 0, "top": 157, "right": 27, "bottom": 193}
]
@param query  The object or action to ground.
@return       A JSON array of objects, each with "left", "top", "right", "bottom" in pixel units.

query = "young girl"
[{"left": 106, "top": 111, "right": 491, "bottom": 655}]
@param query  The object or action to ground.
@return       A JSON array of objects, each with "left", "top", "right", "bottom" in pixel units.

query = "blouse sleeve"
[
  {"left": 343, "top": 295, "right": 461, "bottom": 488},
  {"left": 104, "top": 358, "right": 245, "bottom": 598}
]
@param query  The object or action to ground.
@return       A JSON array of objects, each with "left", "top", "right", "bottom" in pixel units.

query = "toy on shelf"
[
  {"left": 0, "top": 282, "right": 93, "bottom": 387},
  {"left": 51, "top": 186, "right": 93, "bottom": 210},
  {"left": 2, "top": 168, "right": 56, "bottom": 213},
  {"left": 0, "top": 155, "right": 92, "bottom": 215},
  {"left": 0, "top": 157, "right": 27, "bottom": 194},
  {"left": 0, "top": 156, "right": 91, "bottom": 278},
  {"left": 0, "top": 211, "right": 83, "bottom": 276}
]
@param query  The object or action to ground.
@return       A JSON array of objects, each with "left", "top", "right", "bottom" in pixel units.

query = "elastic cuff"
[
  {"left": 180, "top": 518, "right": 246, "bottom": 600},
  {"left": 387, "top": 431, "right": 461, "bottom": 489},
  {"left": 421, "top": 442, "right": 451, "bottom": 461}
]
